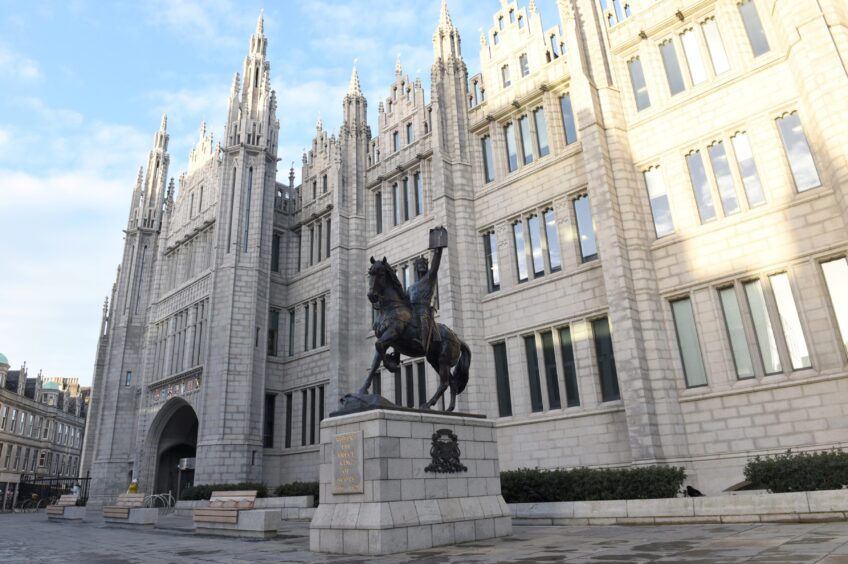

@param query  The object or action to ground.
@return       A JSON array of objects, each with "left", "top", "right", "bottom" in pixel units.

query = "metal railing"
[
  {"left": 145, "top": 491, "right": 176, "bottom": 515},
  {"left": 16, "top": 472, "right": 91, "bottom": 509}
]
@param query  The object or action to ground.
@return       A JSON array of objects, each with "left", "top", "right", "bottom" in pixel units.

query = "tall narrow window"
[
  {"left": 326, "top": 219, "right": 331, "bottom": 257},
  {"left": 304, "top": 303, "right": 310, "bottom": 351},
  {"left": 268, "top": 309, "right": 279, "bottom": 356},
  {"left": 403, "top": 177, "right": 411, "bottom": 221},
  {"left": 560, "top": 94, "right": 577, "bottom": 145},
  {"left": 731, "top": 133, "right": 765, "bottom": 206},
  {"left": 777, "top": 112, "right": 820, "bottom": 192},
  {"left": 322, "top": 174, "right": 328, "bottom": 193},
  {"left": 573, "top": 194, "right": 598, "bottom": 261},
  {"left": 284, "top": 393, "right": 292, "bottom": 448},
  {"left": 301, "top": 389, "right": 308, "bottom": 446},
  {"left": 312, "top": 181, "right": 317, "bottom": 200},
  {"left": 628, "top": 58, "right": 651, "bottom": 110},
  {"left": 414, "top": 172, "right": 423, "bottom": 216},
  {"left": 527, "top": 214, "right": 545, "bottom": 277},
  {"left": 744, "top": 280, "right": 782, "bottom": 374},
  {"left": 707, "top": 142, "right": 740, "bottom": 215},
  {"left": 405, "top": 365, "right": 414, "bottom": 408},
  {"left": 513, "top": 221, "right": 528, "bottom": 282},
  {"left": 505, "top": 123, "right": 518, "bottom": 172},
  {"left": 493, "top": 31, "right": 499, "bottom": 45},
  {"left": 312, "top": 300, "right": 318, "bottom": 349},
  {"left": 533, "top": 108, "right": 550, "bottom": 157},
  {"left": 263, "top": 394, "right": 275, "bottom": 448},
  {"left": 701, "top": 18, "right": 730, "bottom": 74},
  {"left": 417, "top": 362, "right": 426, "bottom": 407},
  {"left": 394, "top": 370, "right": 402, "bottom": 405},
  {"left": 317, "top": 223, "right": 322, "bottom": 262},
  {"left": 392, "top": 131, "right": 399, "bottom": 152},
  {"left": 288, "top": 309, "right": 295, "bottom": 357},
  {"left": 501, "top": 64, "right": 511, "bottom": 87},
  {"left": 769, "top": 273, "right": 811, "bottom": 370},
  {"left": 519, "top": 53, "right": 530, "bottom": 77},
  {"left": 498, "top": 15, "right": 504, "bottom": 29},
  {"left": 540, "top": 331, "right": 561, "bottom": 409},
  {"left": 524, "top": 335, "right": 544, "bottom": 412},
  {"left": 543, "top": 209, "right": 561, "bottom": 272},
  {"left": 309, "top": 227, "right": 315, "bottom": 266},
  {"left": 739, "top": 0, "right": 770, "bottom": 57},
  {"left": 271, "top": 233, "right": 280, "bottom": 272},
  {"left": 719, "top": 287, "right": 755, "bottom": 379},
  {"left": 518, "top": 15, "right": 524, "bottom": 29},
  {"left": 659, "top": 40, "right": 685, "bottom": 95},
  {"left": 309, "top": 388, "right": 317, "bottom": 444},
  {"left": 242, "top": 168, "right": 252, "bottom": 252},
  {"left": 375, "top": 192, "right": 383, "bottom": 234},
  {"left": 320, "top": 298, "right": 326, "bottom": 347},
  {"left": 125, "top": 371, "right": 132, "bottom": 386},
  {"left": 680, "top": 29, "right": 707, "bottom": 85},
  {"left": 593, "top": 317, "right": 620, "bottom": 401},
  {"left": 481, "top": 136, "right": 495, "bottom": 183},
  {"left": 406, "top": 123, "right": 413, "bottom": 144},
  {"left": 671, "top": 298, "right": 708, "bottom": 387},
  {"left": 644, "top": 168, "right": 674, "bottom": 237},
  {"left": 392, "top": 184, "right": 401, "bottom": 225},
  {"left": 686, "top": 151, "right": 716, "bottom": 222},
  {"left": 296, "top": 231, "right": 302, "bottom": 272},
  {"left": 558, "top": 327, "right": 580, "bottom": 406},
  {"left": 483, "top": 231, "right": 500, "bottom": 292},
  {"left": 822, "top": 258, "right": 848, "bottom": 354},
  {"left": 518, "top": 115, "right": 533, "bottom": 165}
]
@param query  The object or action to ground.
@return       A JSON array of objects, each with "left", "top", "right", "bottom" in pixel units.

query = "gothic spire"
[
  {"left": 316, "top": 113, "right": 323, "bottom": 130},
  {"left": 395, "top": 53, "right": 403, "bottom": 77},
  {"left": 160, "top": 113, "right": 167, "bottom": 132},
  {"left": 256, "top": 9, "right": 264, "bottom": 35},
  {"left": 347, "top": 61, "right": 362, "bottom": 96},
  {"left": 438, "top": 0, "right": 454, "bottom": 30}
]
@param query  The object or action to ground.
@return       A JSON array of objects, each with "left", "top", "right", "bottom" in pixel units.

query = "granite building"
[{"left": 84, "top": 0, "right": 848, "bottom": 500}]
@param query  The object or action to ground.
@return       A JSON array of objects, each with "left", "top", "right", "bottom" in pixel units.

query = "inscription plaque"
[{"left": 332, "top": 430, "right": 364, "bottom": 494}]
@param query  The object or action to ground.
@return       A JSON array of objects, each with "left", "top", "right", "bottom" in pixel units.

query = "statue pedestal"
[{"left": 309, "top": 408, "right": 512, "bottom": 555}]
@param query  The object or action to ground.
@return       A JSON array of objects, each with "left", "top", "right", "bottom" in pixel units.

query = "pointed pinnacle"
[
  {"left": 200, "top": 121, "right": 207, "bottom": 137},
  {"left": 136, "top": 166, "right": 144, "bottom": 187},
  {"left": 395, "top": 53, "right": 402, "bottom": 76},
  {"left": 529, "top": 0, "right": 537, "bottom": 13},
  {"left": 316, "top": 113, "right": 323, "bottom": 130},
  {"left": 256, "top": 9, "right": 264, "bottom": 35},
  {"left": 160, "top": 113, "right": 167, "bottom": 131},
  {"left": 439, "top": 0, "right": 454, "bottom": 29},
  {"left": 348, "top": 60, "right": 362, "bottom": 96}
]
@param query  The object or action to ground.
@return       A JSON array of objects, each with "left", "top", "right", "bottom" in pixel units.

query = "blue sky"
[{"left": 0, "top": 0, "right": 561, "bottom": 384}]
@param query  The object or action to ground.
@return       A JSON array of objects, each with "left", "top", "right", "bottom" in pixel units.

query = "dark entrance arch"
[{"left": 150, "top": 400, "right": 198, "bottom": 496}]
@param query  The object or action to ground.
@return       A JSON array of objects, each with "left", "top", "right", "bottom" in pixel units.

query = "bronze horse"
[{"left": 358, "top": 257, "right": 471, "bottom": 411}]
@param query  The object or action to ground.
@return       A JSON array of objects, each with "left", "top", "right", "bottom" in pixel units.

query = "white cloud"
[
  {"left": 143, "top": 0, "right": 260, "bottom": 50},
  {"left": 0, "top": 169, "right": 129, "bottom": 210},
  {"left": 0, "top": 44, "right": 42, "bottom": 82}
]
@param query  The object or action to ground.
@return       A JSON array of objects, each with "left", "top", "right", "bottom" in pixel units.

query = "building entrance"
[{"left": 153, "top": 401, "right": 198, "bottom": 497}]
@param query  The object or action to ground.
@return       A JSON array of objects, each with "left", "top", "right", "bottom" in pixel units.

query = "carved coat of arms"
[{"left": 425, "top": 428, "right": 467, "bottom": 473}]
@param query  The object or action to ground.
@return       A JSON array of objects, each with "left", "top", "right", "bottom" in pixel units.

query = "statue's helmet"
[{"left": 413, "top": 255, "right": 429, "bottom": 273}]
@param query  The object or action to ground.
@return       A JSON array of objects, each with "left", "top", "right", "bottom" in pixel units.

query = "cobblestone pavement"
[{"left": 2, "top": 512, "right": 848, "bottom": 563}]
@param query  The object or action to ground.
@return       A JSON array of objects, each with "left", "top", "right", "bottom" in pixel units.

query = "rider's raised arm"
[{"left": 429, "top": 246, "right": 443, "bottom": 277}]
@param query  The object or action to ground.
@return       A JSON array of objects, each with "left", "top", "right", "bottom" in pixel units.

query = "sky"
[{"left": 0, "top": 0, "right": 562, "bottom": 385}]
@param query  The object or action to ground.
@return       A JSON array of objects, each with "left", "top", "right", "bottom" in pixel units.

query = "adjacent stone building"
[
  {"left": 84, "top": 0, "right": 848, "bottom": 501},
  {"left": 0, "top": 355, "right": 89, "bottom": 509}
]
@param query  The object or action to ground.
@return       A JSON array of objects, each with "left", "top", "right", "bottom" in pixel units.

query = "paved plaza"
[{"left": 2, "top": 512, "right": 848, "bottom": 563}]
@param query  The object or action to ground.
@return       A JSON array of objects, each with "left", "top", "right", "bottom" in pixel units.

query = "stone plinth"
[
  {"left": 47, "top": 506, "right": 86, "bottom": 521},
  {"left": 310, "top": 409, "right": 512, "bottom": 555},
  {"left": 104, "top": 507, "right": 159, "bottom": 526},
  {"left": 194, "top": 509, "right": 281, "bottom": 539}
]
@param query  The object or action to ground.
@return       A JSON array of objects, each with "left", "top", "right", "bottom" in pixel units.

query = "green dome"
[
  {"left": 0, "top": 353, "right": 8, "bottom": 366},
  {"left": 42, "top": 381, "right": 60, "bottom": 390}
]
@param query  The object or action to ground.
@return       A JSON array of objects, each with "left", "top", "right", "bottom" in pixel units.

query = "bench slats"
[
  {"left": 104, "top": 508, "right": 130, "bottom": 519},
  {"left": 192, "top": 490, "right": 257, "bottom": 526},
  {"left": 56, "top": 495, "right": 78, "bottom": 507},
  {"left": 47, "top": 506, "right": 65, "bottom": 515}
]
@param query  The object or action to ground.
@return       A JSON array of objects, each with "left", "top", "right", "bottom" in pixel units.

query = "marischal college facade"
[{"left": 82, "top": 0, "right": 848, "bottom": 501}]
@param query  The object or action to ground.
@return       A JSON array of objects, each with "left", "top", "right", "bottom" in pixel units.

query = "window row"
[
  {"left": 643, "top": 111, "right": 820, "bottom": 238},
  {"left": 0, "top": 407, "right": 81, "bottom": 448},
  {"left": 150, "top": 299, "right": 208, "bottom": 381},
  {"left": 269, "top": 385, "right": 325, "bottom": 449},
  {"left": 279, "top": 297, "right": 328, "bottom": 357},
  {"left": 310, "top": 174, "right": 329, "bottom": 200},
  {"left": 369, "top": 360, "right": 436, "bottom": 410},
  {"left": 480, "top": 95, "right": 576, "bottom": 184},
  {"left": 374, "top": 171, "right": 425, "bottom": 235},
  {"left": 627, "top": 0, "right": 770, "bottom": 111},
  {"left": 492, "top": 316, "right": 620, "bottom": 417},
  {"left": 369, "top": 111, "right": 432, "bottom": 167},
  {"left": 295, "top": 215, "right": 332, "bottom": 272},
  {"left": 0, "top": 443, "right": 79, "bottom": 476},
  {"left": 671, "top": 258, "right": 848, "bottom": 388},
  {"left": 161, "top": 227, "right": 214, "bottom": 294}
]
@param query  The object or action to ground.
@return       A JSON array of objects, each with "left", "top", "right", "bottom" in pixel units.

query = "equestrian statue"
[{"left": 357, "top": 227, "right": 471, "bottom": 412}]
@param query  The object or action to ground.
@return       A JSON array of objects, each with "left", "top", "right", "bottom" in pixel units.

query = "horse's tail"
[{"left": 450, "top": 340, "right": 471, "bottom": 395}]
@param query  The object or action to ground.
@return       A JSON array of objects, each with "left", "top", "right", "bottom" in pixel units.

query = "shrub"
[
  {"left": 179, "top": 482, "right": 268, "bottom": 501},
  {"left": 500, "top": 465, "right": 686, "bottom": 503},
  {"left": 274, "top": 481, "right": 319, "bottom": 505},
  {"left": 744, "top": 449, "right": 848, "bottom": 493}
]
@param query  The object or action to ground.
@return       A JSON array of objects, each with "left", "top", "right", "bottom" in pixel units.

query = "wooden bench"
[
  {"left": 46, "top": 495, "right": 79, "bottom": 518},
  {"left": 193, "top": 490, "right": 257, "bottom": 525},
  {"left": 103, "top": 493, "right": 146, "bottom": 520}
]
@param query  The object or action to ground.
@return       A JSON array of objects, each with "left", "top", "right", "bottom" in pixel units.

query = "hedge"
[
  {"left": 274, "top": 481, "right": 319, "bottom": 504},
  {"left": 500, "top": 466, "right": 686, "bottom": 503},
  {"left": 180, "top": 482, "right": 268, "bottom": 501},
  {"left": 744, "top": 449, "right": 848, "bottom": 493}
]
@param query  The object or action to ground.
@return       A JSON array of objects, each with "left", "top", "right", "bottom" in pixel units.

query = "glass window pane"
[
  {"left": 719, "top": 287, "right": 755, "bottom": 378},
  {"left": 744, "top": 280, "right": 782, "bottom": 374},
  {"left": 505, "top": 123, "right": 518, "bottom": 172},
  {"left": 524, "top": 335, "right": 544, "bottom": 412},
  {"left": 659, "top": 40, "right": 686, "bottom": 95},
  {"left": 627, "top": 58, "right": 651, "bottom": 110},
  {"left": 481, "top": 136, "right": 495, "bottom": 183},
  {"left": 560, "top": 94, "right": 577, "bottom": 145},
  {"left": 558, "top": 327, "right": 580, "bottom": 406},
  {"left": 502, "top": 64, "right": 511, "bottom": 87},
  {"left": 520, "top": 54, "right": 529, "bottom": 77},
  {"left": 777, "top": 112, "right": 821, "bottom": 192},
  {"left": 573, "top": 194, "right": 598, "bottom": 261},
  {"left": 484, "top": 232, "right": 500, "bottom": 292},
  {"left": 541, "top": 331, "right": 561, "bottom": 410},
  {"left": 739, "top": 0, "right": 770, "bottom": 57},
  {"left": 543, "top": 209, "right": 561, "bottom": 272},
  {"left": 375, "top": 192, "right": 383, "bottom": 233},
  {"left": 513, "top": 222, "right": 528, "bottom": 282},
  {"left": 680, "top": 29, "right": 708, "bottom": 85},
  {"left": 392, "top": 184, "right": 401, "bottom": 225},
  {"left": 592, "top": 318, "right": 620, "bottom": 401},
  {"left": 528, "top": 214, "right": 545, "bottom": 277},
  {"left": 769, "top": 273, "right": 811, "bottom": 369},
  {"left": 415, "top": 173, "right": 424, "bottom": 216},
  {"left": 519, "top": 115, "right": 533, "bottom": 165},
  {"left": 701, "top": 18, "right": 730, "bottom": 74},
  {"left": 533, "top": 108, "right": 550, "bottom": 157},
  {"left": 822, "top": 258, "right": 848, "bottom": 354},
  {"left": 644, "top": 168, "right": 674, "bottom": 237},
  {"left": 671, "top": 299, "right": 708, "bottom": 387},
  {"left": 403, "top": 178, "right": 411, "bottom": 221},
  {"left": 707, "top": 142, "right": 740, "bottom": 215},
  {"left": 731, "top": 133, "right": 765, "bottom": 206},
  {"left": 686, "top": 151, "right": 716, "bottom": 222},
  {"left": 493, "top": 342, "right": 513, "bottom": 417}
]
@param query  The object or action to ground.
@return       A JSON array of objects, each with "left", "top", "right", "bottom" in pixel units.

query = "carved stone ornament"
[{"left": 425, "top": 428, "right": 467, "bottom": 473}]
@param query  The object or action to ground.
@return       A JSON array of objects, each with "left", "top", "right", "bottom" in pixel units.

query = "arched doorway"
[{"left": 148, "top": 399, "right": 198, "bottom": 497}]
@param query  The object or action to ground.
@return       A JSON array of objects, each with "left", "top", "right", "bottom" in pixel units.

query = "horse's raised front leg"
[
  {"left": 423, "top": 356, "right": 451, "bottom": 410},
  {"left": 358, "top": 349, "right": 383, "bottom": 395}
]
